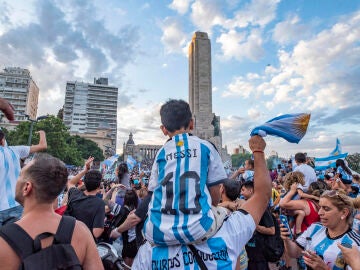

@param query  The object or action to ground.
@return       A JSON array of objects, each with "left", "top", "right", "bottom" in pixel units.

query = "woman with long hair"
[
  {"left": 115, "top": 163, "right": 130, "bottom": 206},
  {"left": 280, "top": 190, "right": 360, "bottom": 269},
  {"left": 335, "top": 159, "right": 353, "bottom": 185}
]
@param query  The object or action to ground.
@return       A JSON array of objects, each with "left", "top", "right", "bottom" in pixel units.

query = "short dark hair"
[
  {"left": 247, "top": 159, "right": 254, "bottom": 169},
  {"left": 241, "top": 180, "right": 254, "bottom": 190},
  {"left": 223, "top": 179, "right": 241, "bottom": 201},
  {"left": 295, "top": 152, "right": 306, "bottom": 163},
  {"left": 84, "top": 170, "right": 102, "bottom": 191},
  {"left": 25, "top": 153, "right": 68, "bottom": 203},
  {"left": 160, "top": 99, "right": 192, "bottom": 133}
]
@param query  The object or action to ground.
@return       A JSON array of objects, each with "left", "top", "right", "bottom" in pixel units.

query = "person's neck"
[
  {"left": 84, "top": 189, "right": 98, "bottom": 196},
  {"left": 327, "top": 222, "right": 350, "bottom": 238},
  {"left": 168, "top": 128, "right": 192, "bottom": 138},
  {"left": 20, "top": 201, "right": 57, "bottom": 220}
]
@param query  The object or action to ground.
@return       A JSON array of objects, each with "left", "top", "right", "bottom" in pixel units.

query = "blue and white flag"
[
  {"left": 126, "top": 155, "right": 137, "bottom": 171},
  {"left": 250, "top": 113, "right": 311, "bottom": 143},
  {"left": 329, "top": 138, "right": 342, "bottom": 156},
  {"left": 314, "top": 153, "right": 348, "bottom": 171}
]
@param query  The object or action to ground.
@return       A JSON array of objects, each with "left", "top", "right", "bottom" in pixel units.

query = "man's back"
[
  {"left": 294, "top": 163, "right": 316, "bottom": 190},
  {"left": 134, "top": 211, "right": 255, "bottom": 269},
  {"left": 66, "top": 187, "right": 105, "bottom": 235},
  {"left": 0, "top": 146, "right": 29, "bottom": 211},
  {"left": 145, "top": 133, "right": 227, "bottom": 245},
  {"left": 0, "top": 213, "right": 102, "bottom": 270}
]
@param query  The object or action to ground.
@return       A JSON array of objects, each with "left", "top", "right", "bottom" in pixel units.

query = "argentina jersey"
[
  {"left": 296, "top": 223, "right": 360, "bottom": 270},
  {"left": 144, "top": 133, "right": 227, "bottom": 246},
  {"left": 134, "top": 211, "right": 256, "bottom": 269}
]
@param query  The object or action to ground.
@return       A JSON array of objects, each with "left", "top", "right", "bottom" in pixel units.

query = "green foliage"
[
  {"left": 346, "top": 153, "right": 360, "bottom": 173},
  {"left": 231, "top": 153, "right": 252, "bottom": 168},
  {"left": 6, "top": 115, "right": 104, "bottom": 166},
  {"left": 68, "top": 135, "right": 104, "bottom": 161}
]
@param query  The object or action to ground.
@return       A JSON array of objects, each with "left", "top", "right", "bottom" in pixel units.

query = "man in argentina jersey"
[
  {"left": 143, "top": 132, "right": 227, "bottom": 245},
  {"left": 133, "top": 134, "right": 272, "bottom": 269},
  {"left": 296, "top": 223, "right": 360, "bottom": 269}
]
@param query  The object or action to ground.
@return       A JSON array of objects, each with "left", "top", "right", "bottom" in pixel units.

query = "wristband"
[{"left": 252, "top": 150, "right": 264, "bottom": 154}]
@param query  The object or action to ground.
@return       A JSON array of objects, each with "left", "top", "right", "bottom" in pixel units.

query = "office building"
[
  {"left": 0, "top": 67, "right": 39, "bottom": 122},
  {"left": 63, "top": 78, "right": 118, "bottom": 150}
]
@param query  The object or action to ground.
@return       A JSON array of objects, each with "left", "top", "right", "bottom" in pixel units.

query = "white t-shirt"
[
  {"left": 133, "top": 210, "right": 256, "bottom": 269},
  {"left": 294, "top": 164, "right": 316, "bottom": 191},
  {"left": 145, "top": 133, "right": 227, "bottom": 245},
  {"left": 0, "top": 146, "right": 30, "bottom": 211},
  {"left": 296, "top": 223, "right": 360, "bottom": 270}
]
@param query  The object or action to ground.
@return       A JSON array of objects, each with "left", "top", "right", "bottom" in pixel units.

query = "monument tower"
[{"left": 188, "top": 31, "right": 224, "bottom": 156}]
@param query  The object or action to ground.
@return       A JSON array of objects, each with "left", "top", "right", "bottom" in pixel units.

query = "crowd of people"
[{"left": 0, "top": 97, "right": 359, "bottom": 270}]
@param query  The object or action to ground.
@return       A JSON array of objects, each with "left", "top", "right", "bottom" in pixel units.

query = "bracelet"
[{"left": 252, "top": 150, "right": 264, "bottom": 154}]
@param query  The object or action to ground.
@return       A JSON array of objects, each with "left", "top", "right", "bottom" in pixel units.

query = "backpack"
[
  {"left": 0, "top": 216, "right": 82, "bottom": 270},
  {"left": 260, "top": 211, "right": 284, "bottom": 262}
]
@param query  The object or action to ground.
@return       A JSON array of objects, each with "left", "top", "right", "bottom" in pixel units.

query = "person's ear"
[
  {"left": 189, "top": 119, "right": 194, "bottom": 130},
  {"left": 160, "top": 125, "right": 169, "bottom": 136},
  {"left": 23, "top": 181, "right": 33, "bottom": 196}
]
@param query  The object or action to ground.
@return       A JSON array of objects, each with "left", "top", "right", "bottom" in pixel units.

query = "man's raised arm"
[{"left": 240, "top": 135, "right": 272, "bottom": 225}]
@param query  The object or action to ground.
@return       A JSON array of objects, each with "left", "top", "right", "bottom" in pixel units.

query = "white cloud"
[
  {"left": 160, "top": 17, "right": 187, "bottom": 54},
  {"left": 190, "top": 0, "right": 225, "bottom": 34},
  {"left": 212, "top": 86, "right": 218, "bottom": 92},
  {"left": 273, "top": 15, "right": 310, "bottom": 45},
  {"left": 141, "top": 3, "right": 150, "bottom": 10},
  {"left": 226, "top": 0, "right": 281, "bottom": 29},
  {"left": 169, "top": 0, "right": 192, "bottom": 15},
  {"left": 247, "top": 108, "right": 261, "bottom": 119},
  {"left": 222, "top": 76, "right": 255, "bottom": 97},
  {"left": 216, "top": 28, "right": 265, "bottom": 61}
]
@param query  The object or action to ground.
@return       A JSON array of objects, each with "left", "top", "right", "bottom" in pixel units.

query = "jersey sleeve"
[
  {"left": 147, "top": 157, "right": 159, "bottom": 192},
  {"left": 296, "top": 223, "right": 320, "bottom": 249},
  {"left": 9, "top": 146, "right": 30, "bottom": 159},
  {"left": 207, "top": 144, "right": 227, "bottom": 187}
]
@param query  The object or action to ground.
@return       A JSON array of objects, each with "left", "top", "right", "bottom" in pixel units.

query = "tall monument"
[{"left": 188, "top": 31, "right": 225, "bottom": 158}]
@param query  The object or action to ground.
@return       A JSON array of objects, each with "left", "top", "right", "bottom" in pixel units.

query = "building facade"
[
  {"left": 0, "top": 67, "right": 39, "bottom": 122},
  {"left": 63, "top": 78, "right": 118, "bottom": 150},
  {"left": 123, "top": 132, "right": 162, "bottom": 162},
  {"left": 188, "top": 32, "right": 229, "bottom": 161}
]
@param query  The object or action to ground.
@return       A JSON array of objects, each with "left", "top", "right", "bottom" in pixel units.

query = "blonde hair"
[
  {"left": 283, "top": 171, "right": 305, "bottom": 191},
  {"left": 321, "top": 189, "right": 354, "bottom": 224},
  {"left": 353, "top": 197, "right": 360, "bottom": 209}
]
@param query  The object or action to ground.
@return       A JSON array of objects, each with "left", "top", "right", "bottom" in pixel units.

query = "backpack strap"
[
  {"left": 188, "top": 244, "right": 207, "bottom": 270},
  {"left": 54, "top": 216, "right": 76, "bottom": 244},
  {"left": 0, "top": 223, "right": 35, "bottom": 260}
]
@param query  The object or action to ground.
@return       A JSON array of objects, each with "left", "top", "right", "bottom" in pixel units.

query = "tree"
[
  {"left": 57, "top": 106, "right": 64, "bottom": 120},
  {"left": 231, "top": 153, "right": 252, "bottom": 168},
  {"left": 68, "top": 135, "right": 104, "bottom": 161},
  {"left": 6, "top": 115, "right": 104, "bottom": 166},
  {"left": 346, "top": 153, "right": 360, "bottom": 173}
]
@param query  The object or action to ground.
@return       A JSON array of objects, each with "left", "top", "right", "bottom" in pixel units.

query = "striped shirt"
[
  {"left": 296, "top": 223, "right": 360, "bottom": 270},
  {"left": 144, "top": 133, "right": 227, "bottom": 245},
  {"left": 134, "top": 211, "right": 256, "bottom": 269},
  {"left": 0, "top": 146, "right": 30, "bottom": 211}
]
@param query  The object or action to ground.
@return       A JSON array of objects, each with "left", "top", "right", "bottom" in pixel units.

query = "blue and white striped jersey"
[
  {"left": 144, "top": 133, "right": 227, "bottom": 246},
  {"left": 0, "top": 146, "right": 30, "bottom": 211},
  {"left": 134, "top": 210, "right": 256, "bottom": 269},
  {"left": 296, "top": 223, "right": 360, "bottom": 270}
]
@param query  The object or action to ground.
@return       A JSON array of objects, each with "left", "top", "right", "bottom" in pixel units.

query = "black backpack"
[
  {"left": 0, "top": 216, "right": 82, "bottom": 270},
  {"left": 260, "top": 211, "right": 284, "bottom": 262}
]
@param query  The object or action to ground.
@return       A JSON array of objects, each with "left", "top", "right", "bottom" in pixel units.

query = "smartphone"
[{"left": 279, "top": 214, "right": 293, "bottom": 240}]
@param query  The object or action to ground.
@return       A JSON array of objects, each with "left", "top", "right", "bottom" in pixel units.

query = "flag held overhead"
[{"left": 250, "top": 113, "right": 311, "bottom": 143}]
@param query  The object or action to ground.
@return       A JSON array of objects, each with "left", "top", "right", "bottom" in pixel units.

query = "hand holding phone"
[{"left": 279, "top": 214, "right": 293, "bottom": 240}]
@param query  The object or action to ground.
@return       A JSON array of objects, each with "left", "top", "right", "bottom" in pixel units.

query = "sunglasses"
[{"left": 322, "top": 190, "right": 347, "bottom": 204}]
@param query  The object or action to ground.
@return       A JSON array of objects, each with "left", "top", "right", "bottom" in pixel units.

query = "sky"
[{"left": 1, "top": 0, "right": 359, "bottom": 158}]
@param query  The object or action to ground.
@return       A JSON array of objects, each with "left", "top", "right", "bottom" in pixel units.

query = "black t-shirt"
[
  {"left": 67, "top": 187, "right": 105, "bottom": 232},
  {"left": 246, "top": 209, "right": 274, "bottom": 262}
]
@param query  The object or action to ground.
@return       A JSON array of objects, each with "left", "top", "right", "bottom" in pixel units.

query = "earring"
[{"left": 341, "top": 216, "right": 345, "bottom": 220}]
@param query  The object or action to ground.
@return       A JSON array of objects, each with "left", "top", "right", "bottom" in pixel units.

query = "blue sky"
[{"left": 1, "top": 0, "right": 359, "bottom": 158}]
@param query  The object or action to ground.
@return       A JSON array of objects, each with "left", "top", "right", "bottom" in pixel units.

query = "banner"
[{"left": 314, "top": 153, "right": 348, "bottom": 171}]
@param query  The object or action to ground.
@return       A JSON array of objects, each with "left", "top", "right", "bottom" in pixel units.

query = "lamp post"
[{"left": 25, "top": 115, "right": 48, "bottom": 145}]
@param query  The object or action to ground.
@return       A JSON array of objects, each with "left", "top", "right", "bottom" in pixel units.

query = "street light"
[{"left": 25, "top": 114, "right": 48, "bottom": 145}]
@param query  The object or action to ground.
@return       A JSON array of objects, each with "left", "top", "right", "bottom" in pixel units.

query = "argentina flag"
[
  {"left": 329, "top": 138, "right": 342, "bottom": 156},
  {"left": 126, "top": 155, "right": 137, "bottom": 171},
  {"left": 314, "top": 152, "right": 348, "bottom": 171},
  {"left": 250, "top": 113, "right": 311, "bottom": 143}
]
